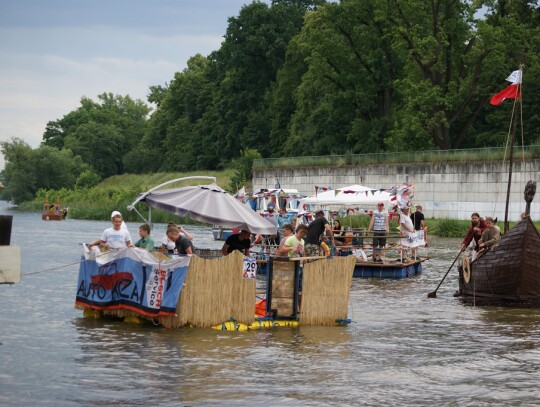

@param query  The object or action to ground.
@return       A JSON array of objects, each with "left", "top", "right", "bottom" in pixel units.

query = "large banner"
[
  {"left": 76, "top": 246, "right": 190, "bottom": 317},
  {"left": 400, "top": 231, "right": 425, "bottom": 248}
]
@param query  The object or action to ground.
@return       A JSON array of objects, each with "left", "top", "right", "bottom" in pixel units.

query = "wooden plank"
[
  {"left": 272, "top": 281, "right": 295, "bottom": 297},
  {"left": 271, "top": 297, "right": 294, "bottom": 317}
]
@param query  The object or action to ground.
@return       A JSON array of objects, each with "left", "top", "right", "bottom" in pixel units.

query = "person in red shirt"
[{"left": 460, "top": 212, "right": 487, "bottom": 252}]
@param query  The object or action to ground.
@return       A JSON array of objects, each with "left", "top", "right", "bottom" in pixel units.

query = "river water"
[{"left": 1, "top": 201, "right": 539, "bottom": 406}]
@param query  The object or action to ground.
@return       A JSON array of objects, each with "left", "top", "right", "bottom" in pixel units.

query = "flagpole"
[{"left": 503, "top": 66, "right": 523, "bottom": 234}]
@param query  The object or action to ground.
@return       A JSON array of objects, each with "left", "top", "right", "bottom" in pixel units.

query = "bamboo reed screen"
[
  {"left": 300, "top": 255, "right": 356, "bottom": 325},
  {"left": 158, "top": 250, "right": 255, "bottom": 328}
]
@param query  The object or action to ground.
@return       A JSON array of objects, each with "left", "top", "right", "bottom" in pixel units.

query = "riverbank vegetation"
[
  {"left": 1, "top": 1, "right": 539, "bottom": 205},
  {"left": 19, "top": 170, "right": 233, "bottom": 225}
]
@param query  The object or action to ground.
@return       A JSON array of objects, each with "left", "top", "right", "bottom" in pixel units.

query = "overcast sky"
[{"left": 0, "top": 0, "right": 269, "bottom": 170}]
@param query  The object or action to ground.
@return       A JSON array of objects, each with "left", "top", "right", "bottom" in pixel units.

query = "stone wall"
[{"left": 253, "top": 159, "right": 540, "bottom": 221}]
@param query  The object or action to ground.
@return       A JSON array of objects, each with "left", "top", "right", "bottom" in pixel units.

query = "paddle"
[{"left": 427, "top": 249, "right": 463, "bottom": 298}]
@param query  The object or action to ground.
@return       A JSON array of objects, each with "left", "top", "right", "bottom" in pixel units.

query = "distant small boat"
[
  {"left": 211, "top": 226, "right": 237, "bottom": 241},
  {"left": 42, "top": 198, "right": 68, "bottom": 221}
]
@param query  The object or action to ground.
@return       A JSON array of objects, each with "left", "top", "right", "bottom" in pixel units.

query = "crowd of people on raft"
[
  {"left": 87, "top": 211, "right": 195, "bottom": 256},
  {"left": 87, "top": 202, "right": 516, "bottom": 262}
]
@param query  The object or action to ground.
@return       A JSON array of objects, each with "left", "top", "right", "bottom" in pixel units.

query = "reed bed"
[
  {"left": 300, "top": 256, "right": 356, "bottom": 326},
  {"left": 158, "top": 250, "right": 255, "bottom": 329}
]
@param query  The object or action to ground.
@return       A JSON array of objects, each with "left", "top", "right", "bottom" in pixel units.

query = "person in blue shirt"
[{"left": 277, "top": 207, "right": 293, "bottom": 238}]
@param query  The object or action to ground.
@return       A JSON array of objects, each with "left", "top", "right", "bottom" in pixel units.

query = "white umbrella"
[{"left": 131, "top": 182, "right": 277, "bottom": 235}]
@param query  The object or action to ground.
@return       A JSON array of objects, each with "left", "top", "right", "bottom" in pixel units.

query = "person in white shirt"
[
  {"left": 399, "top": 206, "right": 415, "bottom": 261},
  {"left": 88, "top": 213, "right": 133, "bottom": 250}
]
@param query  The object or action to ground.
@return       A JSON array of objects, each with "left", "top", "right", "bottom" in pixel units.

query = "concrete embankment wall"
[{"left": 253, "top": 159, "right": 540, "bottom": 221}]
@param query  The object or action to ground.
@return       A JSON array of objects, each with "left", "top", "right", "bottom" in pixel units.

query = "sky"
[{"left": 0, "top": 0, "right": 270, "bottom": 170}]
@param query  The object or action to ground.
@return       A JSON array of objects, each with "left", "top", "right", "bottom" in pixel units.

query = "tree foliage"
[
  {"left": 3, "top": 0, "right": 540, "bottom": 205},
  {"left": 1, "top": 138, "right": 90, "bottom": 204}
]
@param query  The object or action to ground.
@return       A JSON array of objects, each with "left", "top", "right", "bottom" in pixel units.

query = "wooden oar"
[{"left": 427, "top": 250, "right": 463, "bottom": 298}]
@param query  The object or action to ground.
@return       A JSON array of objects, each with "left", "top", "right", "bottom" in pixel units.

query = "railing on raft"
[{"left": 252, "top": 228, "right": 429, "bottom": 262}]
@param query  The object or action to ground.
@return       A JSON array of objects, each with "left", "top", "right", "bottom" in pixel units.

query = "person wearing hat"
[
  {"left": 88, "top": 212, "right": 133, "bottom": 250},
  {"left": 367, "top": 202, "right": 389, "bottom": 262},
  {"left": 111, "top": 210, "right": 129, "bottom": 232}
]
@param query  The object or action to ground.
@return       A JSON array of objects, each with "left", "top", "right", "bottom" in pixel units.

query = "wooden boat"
[
  {"left": 457, "top": 186, "right": 540, "bottom": 306},
  {"left": 455, "top": 67, "right": 540, "bottom": 306},
  {"left": 42, "top": 198, "right": 68, "bottom": 221}
]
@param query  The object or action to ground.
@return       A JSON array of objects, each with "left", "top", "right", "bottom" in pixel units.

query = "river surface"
[{"left": 1, "top": 201, "right": 539, "bottom": 406}]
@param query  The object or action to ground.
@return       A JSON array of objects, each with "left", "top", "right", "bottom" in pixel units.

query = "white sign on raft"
[
  {"left": 400, "top": 231, "right": 425, "bottom": 248},
  {"left": 243, "top": 257, "right": 257, "bottom": 279}
]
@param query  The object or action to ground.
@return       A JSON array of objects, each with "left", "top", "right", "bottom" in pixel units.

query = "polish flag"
[{"left": 489, "top": 70, "right": 522, "bottom": 106}]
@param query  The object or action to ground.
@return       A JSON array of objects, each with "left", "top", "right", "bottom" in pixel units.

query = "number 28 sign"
[{"left": 243, "top": 257, "right": 257, "bottom": 279}]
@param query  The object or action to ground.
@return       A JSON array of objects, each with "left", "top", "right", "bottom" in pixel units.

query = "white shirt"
[
  {"left": 161, "top": 234, "right": 186, "bottom": 250},
  {"left": 101, "top": 227, "right": 132, "bottom": 249},
  {"left": 400, "top": 214, "right": 414, "bottom": 236}
]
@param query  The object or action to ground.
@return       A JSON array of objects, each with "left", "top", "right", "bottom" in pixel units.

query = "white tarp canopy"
[
  {"left": 300, "top": 184, "right": 394, "bottom": 208},
  {"left": 130, "top": 182, "right": 277, "bottom": 235}
]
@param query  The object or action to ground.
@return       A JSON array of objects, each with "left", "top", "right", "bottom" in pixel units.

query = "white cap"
[{"left": 111, "top": 210, "right": 122, "bottom": 218}]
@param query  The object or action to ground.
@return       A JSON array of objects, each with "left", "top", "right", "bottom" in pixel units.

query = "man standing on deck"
[
  {"left": 367, "top": 202, "right": 389, "bottom": 262},
  {"left": 411, "top": 204, "right": 427, "bottom": 247},
  {"left": 304, "top": 210, "right": 334, "bottom": 256}
]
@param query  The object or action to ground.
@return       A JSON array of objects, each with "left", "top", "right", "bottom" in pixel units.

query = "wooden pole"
[{"left": 503, "top": 94, "right": 520, "bottom": 234}]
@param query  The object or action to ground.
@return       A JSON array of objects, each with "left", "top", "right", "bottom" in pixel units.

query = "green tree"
[
  {"left": 386, "top": 0, "right": 525, "bottom": 149},
  {"left": 230, "top": 149, "right": 262, "bottom": 191},
  {"left": 42, "top": 93, "right": 150, "bottom": 177},
  {"left": 276, "top": 0, "right": 407, "bottom": 155},
  {"left": 205, "top": 0, "right": 320, "bottom": 161},
  {"left": 75, "top": 169, "right": 101, "bottom": 189},
  {"left": 0, "top": 138, "right": 36, "bottom": 203},
  {"left": 1, "top": 138, "right": 90, "bottom": 204},
  {"left": 64, "top": 122, "right": 124, "bottom": 178}
]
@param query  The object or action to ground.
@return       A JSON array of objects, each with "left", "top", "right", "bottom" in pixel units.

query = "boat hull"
[
  {"left": 354, "top": 259, "right": 423, "bottom": 279},
  {"left": 42, "top": 213, "right": 67, "bottom": 221},
  {"left": 211, "top": 227, "right": 236, "bottom": 241},
  {"left": 457, "top": 218, "right": 540, "bottom": 306}
]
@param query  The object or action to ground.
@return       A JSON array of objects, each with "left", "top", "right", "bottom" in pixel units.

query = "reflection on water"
[{"left": 1, "top": 203, "right": 539, "bottom": 406}]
